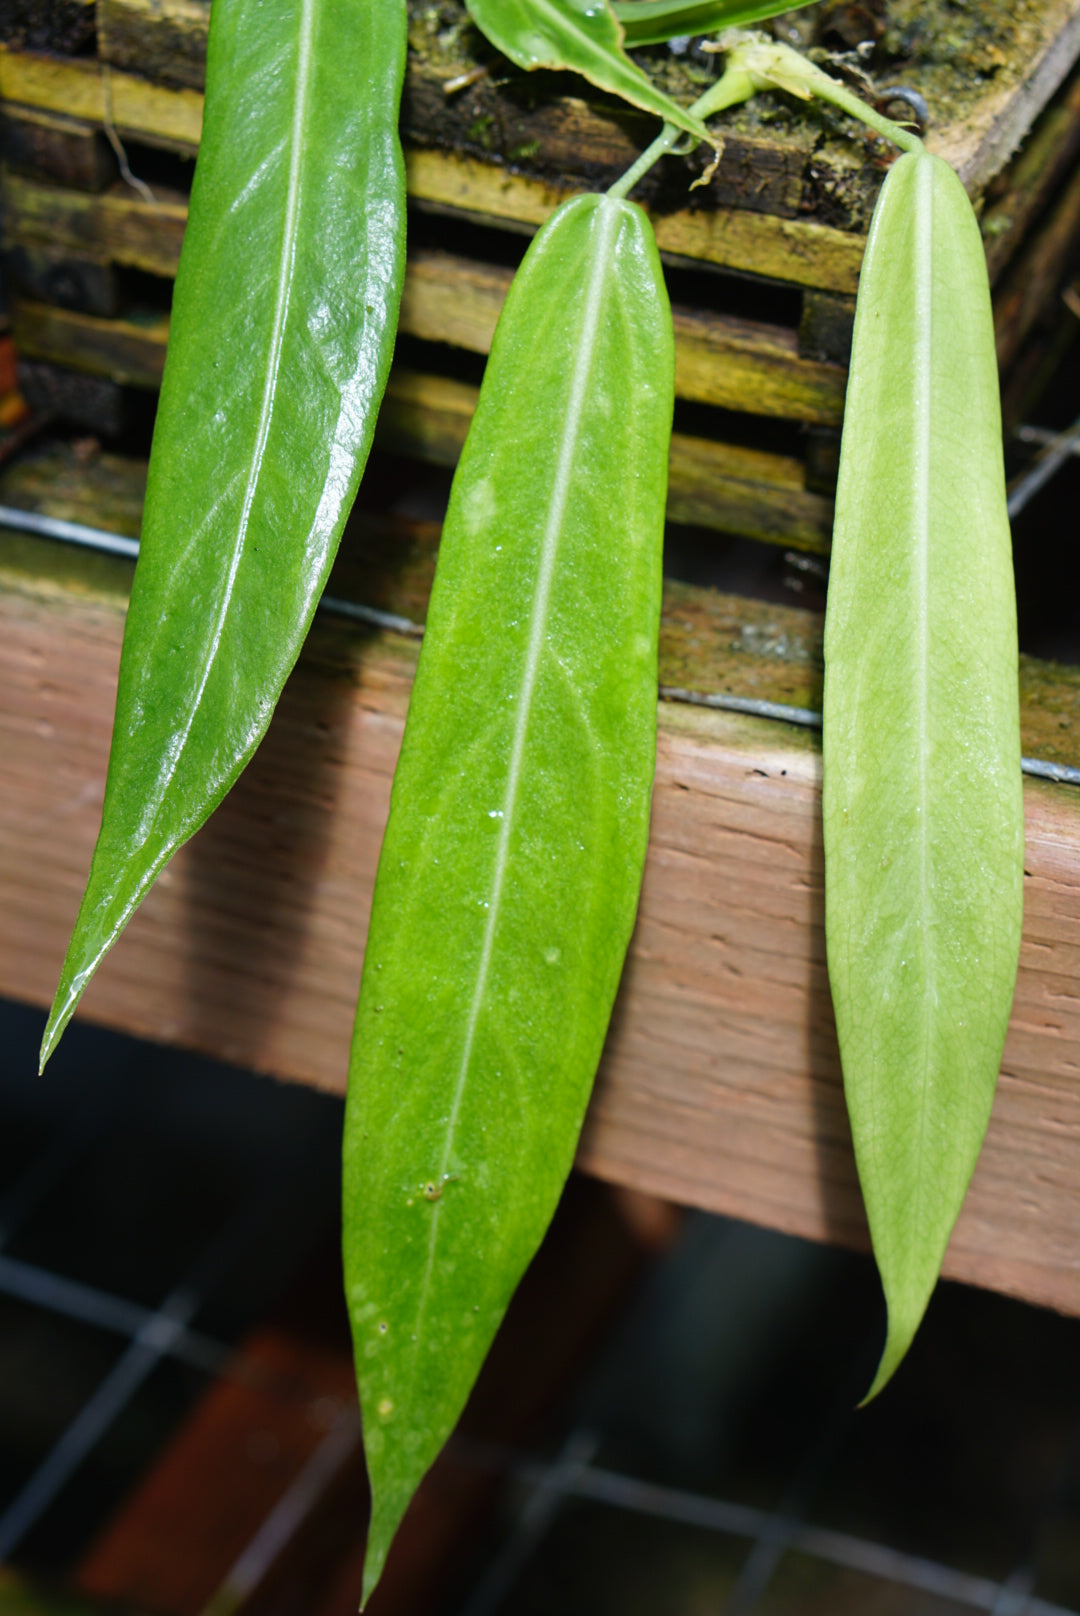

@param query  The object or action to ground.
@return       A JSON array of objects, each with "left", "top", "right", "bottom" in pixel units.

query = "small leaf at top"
[
  {"left": 345, "top": 189, "right": 673, "bottom": 1600},
  {"left": 40, "top": 0, "right": 407, "bottom": 1065},
  {"left": 823, "top": 150, "right": 1023, "bottom": 1397},
  {"left": 466, "top": 0, "right": 716, "bottom": 144},
  {"left": 612, "top": 0, "right": 815, "bottom": 48}
]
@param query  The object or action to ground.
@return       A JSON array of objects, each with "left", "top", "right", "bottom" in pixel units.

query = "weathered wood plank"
[
  {"left": 0, "top": 46, "right": 204, "bottom": 149},
  {"left": 938, "top": 0, "right": 1080, "bottom": 189},
  {"left": 405, "top": 149, "right": 868, "bottom": 295},
  {"left": 993, "top": 149, "right": 1080, "bottom": 373},
  {"left": 981, "top": 51, "right": 1080, "bottom": 282},
  {"left": 1, "top": 103, "right": 115, "bottom": 190},
  {"left": 11, "top": 295, "right": 168, "bottom": 387},
  {"left": 86, "top": 0, "right": 1080, "bottom": 218},
  {"left": 1, "top": 534, "right": 1079, "bottom": 1319},
  {"left": 11, "top": 251, "right": 849, "bottom": 422},
  {"left": 4, "top": 0, "right": 1080, "bottom": 289},
  {"left": 3, "top": 171, "right": 187, "bottom": 276},
  {"left": 0, "top": 145, "right": 865, "bottom": 295},
  {"left": 379, "top": 371, "right": 835, "bottom": 551},
  {"left": 97, "top": 0, "right": 208, "bottom": 91}
]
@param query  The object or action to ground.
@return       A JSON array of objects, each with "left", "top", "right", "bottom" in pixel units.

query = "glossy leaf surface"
[
  {"left": 42, "top": 0, "right": 407, "bottom": 1063},
  {"left": 466, "top": 0, "right": 714, "bottom": 144},
  {"left": 344, "top": 192, "right": 673, "bottom": 1598},
  {"left": 823, "top": 151, "right": 1023, "bottom": 1397},
  {"left": 613, "top": 0, "right": 814, "bottom": 47}
]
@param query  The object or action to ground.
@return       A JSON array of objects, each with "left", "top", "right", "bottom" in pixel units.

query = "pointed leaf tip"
[
  {"left": 359, "top": 1488, "right": 409, "bottom": 1610},
  {"left": 344, "top": 192, "right": 672, "bottom": 1587}
]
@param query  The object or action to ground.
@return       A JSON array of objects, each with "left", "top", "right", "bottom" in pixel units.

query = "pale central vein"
[
  {"left": 145, "top": 0, "right": 316, "bottom": 838},
  {"left": 60, "top": 9, "right": 318, "bottom": 1023},
  {"left": 911, "top": 154, "right": 934, "bottom": 1263},
  {"left": 413, "top": 197, "right": 621, "bottom": 1345}
]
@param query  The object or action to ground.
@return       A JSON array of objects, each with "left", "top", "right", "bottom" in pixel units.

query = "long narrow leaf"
[
  {"left": 823, "top": 150, "right": 1023, "bottom": 1397},
  {"left": 344, "top": 192, "right": 673, "bottom": 1599},
  {"left": 613, "top": 0, "right": 815, "bottom": 48},
  {"left": 466, "top": 0, "right": 715, "bottom": 144},
  {"left": 41, "top": 0, "right": 407, "bottom": 1065}
]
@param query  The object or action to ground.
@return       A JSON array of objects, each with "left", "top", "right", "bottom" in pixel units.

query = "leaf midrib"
[
  {"left": 524, "top": 0, "right": 701, "bottom": 130},
  {"left": 409, "top": 197, "right": 621, "bottom": 1375},
  {"left": 143, "top": 0, "right": 316, "bottom": 838},
  {"left": 909, "top": 153, "right": 934, "bottom": 1281}
]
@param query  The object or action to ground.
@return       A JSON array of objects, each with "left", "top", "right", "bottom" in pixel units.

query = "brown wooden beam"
[{"left": 2, "top": 525, "right": 1079, "bottom": 1319}]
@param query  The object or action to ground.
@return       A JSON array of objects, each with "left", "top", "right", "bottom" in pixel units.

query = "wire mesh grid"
[{"left": 1, "top": 995, "right": 1080, "bottom": 1616}]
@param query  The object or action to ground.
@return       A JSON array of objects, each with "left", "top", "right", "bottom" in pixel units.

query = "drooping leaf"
[
  {"left": 822, "top": 150, "right": 1023, "bottom": 1398},
  {"left": 612, "top": 0, "right": 815, "bottom": 48},
  {"left": 466, "top": 0, "right": 716, "bottom": 144},
  {"left": 41, "top": 0, "right": 407, "bottom": 1065},
  {"left": 344, "top": 192, "right": 673, "bottom": 1599}
]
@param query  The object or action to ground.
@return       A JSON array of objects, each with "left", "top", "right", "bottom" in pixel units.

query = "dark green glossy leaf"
[
  {"left": 823, "top": 150, "right": 1023, "bottom": 1397},
  {"left": 344, "top": 192, "right": 673, "bottom": 1599},
  {"left": 612, "top": 0, "right": 815, "bottom": 48},
  {"left": 41, "top": 0, "right": 407, "bottom": 1065},
  {"left": 466, "top": 0, "right": 715, "bottom": 144}
]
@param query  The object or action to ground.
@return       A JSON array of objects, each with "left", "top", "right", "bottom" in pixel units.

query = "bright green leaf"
[
  {"left": 822, "top": 150, "right": 1024, "bottom": 1397},
  {"left": 612, "top": 0, "right": 815, "bottom": 49},
  {"left": 466, "top": 0, "right": 716, "bottom": 145},
  {"left": 40, "top": 0, "right": 407, "bottom": 1066},
  {"left": 344, "top": 191, "right": 673, "bottom": 1600}
]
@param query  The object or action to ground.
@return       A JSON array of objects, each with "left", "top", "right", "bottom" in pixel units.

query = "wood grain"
[{"left": 2, "top": 539, "right": 1079, "bottom": 1319}]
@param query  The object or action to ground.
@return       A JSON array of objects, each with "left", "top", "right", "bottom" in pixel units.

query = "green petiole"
[{"left": 609, "top": 32, "right": 923, "bottom": 200}]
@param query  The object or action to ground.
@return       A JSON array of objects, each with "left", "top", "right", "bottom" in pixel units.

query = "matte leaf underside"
[
  {"left": 344, "top": 192, "right": 674, "bottom": 1599},
  {"left": 822, "top": 151, "right": 1023, "bottom": 1396},
  {"left": 42, "top": 0, "right": 407, "bottom": 1063},
  {"left": 612, "top": 0, "right": 815, "bottom": 48},
  {"left": 466, "top": 0, "right": 715, "bottom": 143}
]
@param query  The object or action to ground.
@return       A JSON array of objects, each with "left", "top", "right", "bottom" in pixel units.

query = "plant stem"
[
  {"left": 796, "top": 63, "right": 924, "bottom": 154},
  {"left": 607, "top": 64, "right": 755, "bottom": 198},
  {"left": 608, "top": 35, "right": 923, "bottom": 201}
]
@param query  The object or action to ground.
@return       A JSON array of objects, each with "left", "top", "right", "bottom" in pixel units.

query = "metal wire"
[
  {"left": 542, "top": 1464, "right": 1077, "bottom": 1616},
  {"left": 1008, "top": 411, "right": 1080, "bottom": 518},
  {"left": 661, "top": 686, "right": 1080, "bottom": 787},
  {"left": 459, "top": 1429, "right": 599, "bottom": 1616},
  {"left": 5, "top": 503, "right": 1077, "bottom": 788},
  {"left": 0, "top": 1199, "right": 261, "bottom": 1557},
  {"left": 200, "top": 1408, "right": 364, "bottom": 1616}
]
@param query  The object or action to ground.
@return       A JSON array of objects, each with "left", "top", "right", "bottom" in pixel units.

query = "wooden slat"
[
  {"left": 1, "top": 529, "right": 1079, "bottom": 1318},
  {"left": 97, "top": 0, "right": 209, "bottom": 91},
  {"left": 1, "top": 104, "right": 116, "bottom": 191},
  {"left": 940, "top": 0, "right": 1080, "bottom": 188},
  {"left": 10, "top": 251, "right": 848, "bottom": 423},
  {"left": 0, "top": 47, "right": 204, "bottom": 150},
  {"left": 87, "top": 0, "right": 1080, "bottom": 205},
  {"left": 404, "top": 150, "right": 867, "bottom": 296},
  {"left": 11, "top": 296, "right": 169, "bottom": 388},
  {"left": 4, "top": 171, "right": 188, "bottom": 277},
  {"left": 993, "top": 148, "right": 1080, "bottom": 373},
  {"left": 379, "top": 372, "right": 835, "bottom": 552},
  {"left": 981, "top": 54, "right": 1080, "bottom": 282},
  {"left": 2, "top": 4, "right": 1079, "bottom": 293}
]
